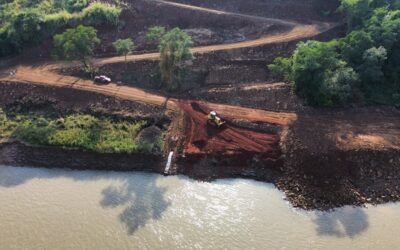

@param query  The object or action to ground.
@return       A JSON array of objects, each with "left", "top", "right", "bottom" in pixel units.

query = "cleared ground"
[
  {"left": 0, "top": 0, "right": 396, "bottom": 160},
  {"left": 1, "top": 0, "right": 400, "bottom": 209},
  {"left": 0, "top": 0, "right": 325, "bottom": 159}
]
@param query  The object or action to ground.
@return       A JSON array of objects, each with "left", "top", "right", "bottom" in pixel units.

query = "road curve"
[
  {"left": 0, "top": 0, "right": 337, "bottom": 125},
  {"left": 95, "top": 23, "right": 334, "bottom": 66}
]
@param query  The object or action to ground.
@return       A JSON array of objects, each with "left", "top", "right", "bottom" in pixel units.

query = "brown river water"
[{"left": 0, "top": 165, "right": 399, "bottom": 250}]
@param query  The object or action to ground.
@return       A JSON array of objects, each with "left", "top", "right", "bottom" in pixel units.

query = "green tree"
[
  {"left": 53, "top": 25, "right": 100, "bottom": 68},
  {"left": 360, "top": 46, "right": 387, "bottom": 84},
  {"left": 65, "top": 0, "right": 88, "bottom": 13},
  {"left": 7, "top": 8, "right": 45, "bottom": 49},
  {"left": 159, "top": 27, "right": 193, "bottom": 90},
  {"left": 269, "top": 40, "right": 358, "bottom": 106},
  {"left": 269, "top": 0, "right": 400, "bottom": 107},
  {"left": 324, "top": 66, "right": 358, "bottom": 105},
  {"left": 113, "top": 38, "right": 135, "bottom": 63},
  {"left": 339, "top": 0, "right": 372, "bottom": 31},
  {"left": 146, "top": 26, "right": 166, "bottom": 42},
  {"left": 268, "top": 57, "right": 293, "bottom": 81},
  {"left": 339, "top": 30, "right": 374, "bottom": 66}
]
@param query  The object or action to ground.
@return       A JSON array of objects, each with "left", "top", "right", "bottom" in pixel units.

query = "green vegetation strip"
[
  {"left": 0, "top": 0, "right": 121, "bottom": 57},
  {"left": 0, "top": 110, "right": 163, "bottom": 154}
]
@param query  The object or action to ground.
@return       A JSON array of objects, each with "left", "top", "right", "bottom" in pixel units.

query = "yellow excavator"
[{"left": 207, "top": 111, "right": 226, "bottom": 128}]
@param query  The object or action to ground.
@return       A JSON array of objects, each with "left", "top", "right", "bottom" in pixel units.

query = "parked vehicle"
[{"left": 94, "top": 75, "right": 111, "bottom": 84}]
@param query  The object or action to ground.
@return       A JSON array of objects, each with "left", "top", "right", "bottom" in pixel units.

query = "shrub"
[
  {"left": 14, "top": 119, "right": 55, "bottom": 145},
  {"left": 138, "top": 135, "right": 164, "bottom": 154},
  {"left": 146, "top": 26, "right": 165, "bottom": 42},
  {"left": 44, "top": 11, "right": 74, "bottom": 33},
  {"left": 65, "top": 0, "right": 88, "bottom": 13},
  {"left": 48, "top": 128, "right": 91, "bottom": 148},
  {"left": 1, "top": 112, "right": 157, "bottom": 154},
  {"left": 81, "top": 2, "right": 121, "bottom": 26}
]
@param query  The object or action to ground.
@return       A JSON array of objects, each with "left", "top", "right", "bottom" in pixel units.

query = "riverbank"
[
  {"left": 0, "top": 82, "right": 400, "bottom": 210},
  {"left": 1, "top": 137, "right": 399, "bottom": 210},
  {"left": 0, "top": 0, "right": 398, "bottom": 210}
]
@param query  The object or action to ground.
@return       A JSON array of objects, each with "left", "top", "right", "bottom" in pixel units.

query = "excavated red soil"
[{"left": 178, "top": 101, "right": 281, "bottom": 158}]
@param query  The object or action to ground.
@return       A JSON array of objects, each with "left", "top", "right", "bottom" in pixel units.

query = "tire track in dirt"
[
  {"left": 151, "top": 0, "right": 299, "bottom": 26},
  {"left": 179, "top": 101, "right": 281, "bottom": 157},
  {"left": 94, "top": 24, "right": 334, "bottom": 66}
]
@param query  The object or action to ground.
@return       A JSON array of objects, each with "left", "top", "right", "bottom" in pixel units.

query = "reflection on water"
[
  {"left": 0, "top": 165, "right": 399, "bottom": 250},
  {"left": 313, "top": 207, "right": 369, "bottom": 238},
  {"left": 100, "top": 177, "right": 170, "bottom": 234}
]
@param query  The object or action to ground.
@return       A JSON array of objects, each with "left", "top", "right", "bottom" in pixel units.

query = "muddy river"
[{"left": 0, "top": 165, "right": 399, "bottom": 249}]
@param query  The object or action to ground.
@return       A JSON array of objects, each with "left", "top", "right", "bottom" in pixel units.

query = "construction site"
[{"left": 0, "top": 0, "right": 399, "bottom": 210}]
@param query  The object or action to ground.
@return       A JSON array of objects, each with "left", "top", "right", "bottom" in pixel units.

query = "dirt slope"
[
  {"left": 0, "top": 0, "right": 338, "bottom": 164},
  {"left": 151, "top": 0, "right": 299, "bottom": 26},
  {"left": 96, "top": 24, "right": 334, "bottom": 65},
  {"left": 179, "top": 101, "right": 281, "bottom": 156}
]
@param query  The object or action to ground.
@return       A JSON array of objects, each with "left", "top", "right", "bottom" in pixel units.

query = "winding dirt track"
[
  {"left": 152, "top": 0, "right": 298, "bottom": 26},
  {"left": 0, "top": 0, "right": 338, "bottom": 156}
]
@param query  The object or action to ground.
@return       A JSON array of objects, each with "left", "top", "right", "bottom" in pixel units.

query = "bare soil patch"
[
  {"left": 168, "top": 0, "right": 341, "bottom": 22},
  {"left": 16, "top": 0, "right": 294, "bottom": 60},
  {"left": 179, "top": 101, "right": 281, "bottom": 156},
  {"left": 2, "top": 0, "right": 400, "bottom": 211},
  {"left": 0, "top": 81, "right": 168, "bottom": 120}
]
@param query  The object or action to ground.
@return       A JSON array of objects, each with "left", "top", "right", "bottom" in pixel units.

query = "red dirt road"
[{"left": 0, "top": 0, "right": 333, "bottom": 160}]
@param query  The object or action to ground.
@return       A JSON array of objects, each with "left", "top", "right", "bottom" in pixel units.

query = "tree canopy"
[
  {"left": 113, "top": 38, "right": 135, "bottom": 62},
  {"left": 269, "top": 0, "right": 400, "bottom": 107},
  {"left": 53, "top": 25, "right": 100, "bottom": 67},
  {"left": 159, "top": 27, "right": 193, "bottom": 90}
]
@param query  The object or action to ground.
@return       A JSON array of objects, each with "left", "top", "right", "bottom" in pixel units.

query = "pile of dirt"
[
  {"left": 179, "top": 101, "right": 281, "bottom": 156},
  {"left": 135, "top": 125, "right": 162, "bottom": 144}
]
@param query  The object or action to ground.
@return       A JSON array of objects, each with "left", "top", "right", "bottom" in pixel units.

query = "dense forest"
[{"left": 270, "top": 0, "right": 400, "bottom": 107}]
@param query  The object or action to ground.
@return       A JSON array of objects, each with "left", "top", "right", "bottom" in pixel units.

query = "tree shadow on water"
[
  {"left": 312, "top": 206, "right": 369, "bottom": 238},
  {"left": 100, "top": 174, "right": 171, "bottom": 235},
  {"left": 0, "top": 165, "right": 171, "bottom": 235}
]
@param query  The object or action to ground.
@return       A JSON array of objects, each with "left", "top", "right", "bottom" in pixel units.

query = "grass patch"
[{"left": 0, "top": 110, "right": 164, "bottom": 154}]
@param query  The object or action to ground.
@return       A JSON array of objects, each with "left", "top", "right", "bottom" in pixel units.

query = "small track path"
[{"left": 0, "top": 0, "right": 337, "bottom": 125}]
